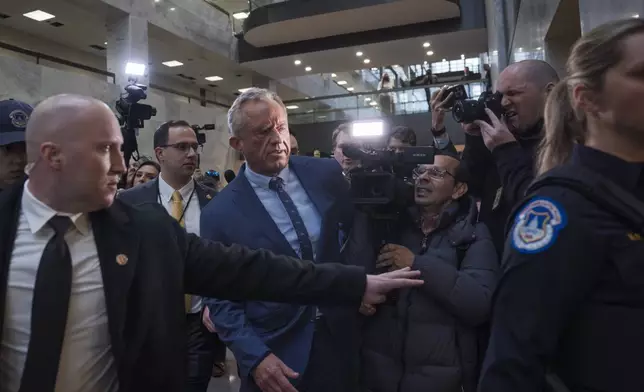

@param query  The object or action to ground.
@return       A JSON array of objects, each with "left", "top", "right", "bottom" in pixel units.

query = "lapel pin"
[
  {"left": 206, "top": 194, "right": 212, "bottom": 200},
  {"left": 116, "top": 254, "right": 129, "bottom": 266}
]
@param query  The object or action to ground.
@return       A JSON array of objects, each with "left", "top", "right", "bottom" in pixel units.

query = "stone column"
[{"left": 106, "top": 13, "right": 150, "bottom": 89}]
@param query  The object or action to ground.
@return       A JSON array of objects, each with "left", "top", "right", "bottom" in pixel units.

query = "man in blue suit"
[{"left": 201, "top": 88, "right": 358, "bottom": 392}]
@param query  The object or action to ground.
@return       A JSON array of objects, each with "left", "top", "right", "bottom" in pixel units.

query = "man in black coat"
[{"left": 0, "top": 94, "right": 422, "bottom": 392}]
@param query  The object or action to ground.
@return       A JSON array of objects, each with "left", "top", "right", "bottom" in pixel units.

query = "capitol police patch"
[{"left": 511, "top": 197, "right": 567, "bottom": 254}]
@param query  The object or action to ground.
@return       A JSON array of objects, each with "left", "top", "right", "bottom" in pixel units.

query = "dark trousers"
[
  {"left": 297, "top": 318, "right": 356, "bottom": 392},
  {"left": 186, "top": 312, "right": 227, "bottom": 392}
]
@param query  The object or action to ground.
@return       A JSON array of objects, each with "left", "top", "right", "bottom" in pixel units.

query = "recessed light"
[
  {"left": 169, "top": 7, "right": 176, "bottom": 11},
  {"left": 427, "top": 51, "right": 434, "bottom": 56},
  {"left": 369, "top": 101, "right": 377, "bottom": 106},
  {"left": 633, "top": 13, "right": 640, "bottom": 18},
  {"left": 423, "top": 61, "right": 428, "bottom": 65},
  {"left": 337, "top": 80, "right": 347, "bottom": 85},
  {"left": 365, "top": 97, "right": 371, "bottom": 102},
  {"left": 125, "top": 62, "right": 146, "bottom": 76},
  {"left": 294, "top": 60, "right": 301, "bottom": 65},
  {"left": 356, "top": 51, "right": 363, "bottom": 57},
  {"left": 423, "top": 42, "right": 430, "bottom": 48},
  {"left": 155, "top": 0, "right": 160, "bottom": 2},
  {"left": 238, "top": 88, "right": 252, "bottom": 93},
  {"left": 363, "top": 59, "right": 370, "bottom": 64},
  {"left": 305, "top": 66, "right": 312, "bottom": 72},
  {"left": 286, "top": 105, "right": 299, "bottom": 110},
  {"left": 23, "top": 10, "right": 55, "bottom": 21},
  {"left": 331, "top": 73, "right": 337, "bottom": 77},
  {"left": 347, "top": 87, "right": 355, "bottom": 91},
  {"left": 205, "top": 76, "right": 223, "bottom": 81},
  {"left": 233, "top": 12, "right": 249, "bottom": 20},
  {"left": 104, "top": 42, "right": 108, "bottom": 45},
  {"left": 162, "top": 60, "right": 184, "bottom": 67}
]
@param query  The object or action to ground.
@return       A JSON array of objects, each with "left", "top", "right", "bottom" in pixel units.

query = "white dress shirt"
[
  {"left": 0, "top": 181, "right": 118, "bottom": 392},
  {"left": 157, "top": 174, "right": 202, "bottom": 313}
]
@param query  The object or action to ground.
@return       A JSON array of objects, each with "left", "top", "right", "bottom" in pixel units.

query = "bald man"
[{"left": 0, "top": 94, "right": 422, "bottom": 392}]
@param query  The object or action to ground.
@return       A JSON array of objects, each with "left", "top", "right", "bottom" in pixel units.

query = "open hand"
[
  {"left": 377, "top": 244, "right": 415, "bottom": 270},
  {"left": 431, "top": 86, "right": 454, "bottom": 130},
  {"left": 253, "top": 354, "right": 299, "bottom": 392},
  {"left": 363, "top": 268, "right": 423, "bottom": 305},
  {"left": 474, "top": 109, "right": 516, "bottom": 151}
]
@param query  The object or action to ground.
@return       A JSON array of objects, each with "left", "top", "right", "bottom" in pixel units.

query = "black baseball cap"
[{"left": 0, "top": 99, "right": 33, "bottom": 146}]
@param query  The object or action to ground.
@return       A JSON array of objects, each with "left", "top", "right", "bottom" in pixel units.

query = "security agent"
[
  {"left": 0, "top": 99, "right": 32, "bottom": 193},
  {"left": 431, "top": 60, "right": 559, "bottom": 253},
  {"left": 0, "top": 94, "right": 422, "bottom": 392},
  {"left": 479, "top": 19, "right": 644, "bottom": 392}
]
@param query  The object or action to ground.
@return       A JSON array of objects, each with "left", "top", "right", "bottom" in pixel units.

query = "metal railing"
[{"left": 285, "top": 80, "right": 487, "bottom": 124}]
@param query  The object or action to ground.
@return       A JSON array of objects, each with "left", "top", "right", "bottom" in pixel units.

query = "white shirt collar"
[
  {"left": 158, "top": 173, "right": 195, "bottom": 203},
  {"left": 22, "top": 180, "right": 89, "bottom": 235},
  {"left": 244, "top": 165, "right": 290, "bottom": 190}
]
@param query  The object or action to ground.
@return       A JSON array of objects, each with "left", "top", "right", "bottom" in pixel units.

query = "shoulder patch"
[{"left": 511, "top": 197, "right": 567, "bottom": 254}]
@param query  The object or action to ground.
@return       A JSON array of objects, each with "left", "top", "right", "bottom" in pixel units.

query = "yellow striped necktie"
[{"left": 170, "top": 190, "right": 192, "bottom": 313}]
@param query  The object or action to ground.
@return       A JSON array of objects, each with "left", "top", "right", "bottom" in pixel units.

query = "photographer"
[
  {"left": 430, "top": 60, "right": 559, "bottom": 252},
  {"left": 359, "top": 155, "right": 498, "bottom": 392}
]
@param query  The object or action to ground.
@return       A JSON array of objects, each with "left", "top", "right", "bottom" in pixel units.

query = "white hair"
[{"left": 227, "top": 87, "right": 285, "bottom": 136}]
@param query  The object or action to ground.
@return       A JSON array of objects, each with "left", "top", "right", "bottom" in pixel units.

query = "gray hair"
[{"left": 227, "top": 87, "right": 286, "bottom": 136}]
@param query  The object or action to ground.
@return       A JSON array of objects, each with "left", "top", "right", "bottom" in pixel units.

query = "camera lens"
[{"left": 453, "top": 99, "right": 481, "bottom": 123}]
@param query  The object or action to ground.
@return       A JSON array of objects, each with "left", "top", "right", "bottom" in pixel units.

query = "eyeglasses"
[
  {"left": 161, "top": 142, "right": 200, "bottom": 153},
  {"left": 412, "top": 166, "right": 455, "bottom": 180}
]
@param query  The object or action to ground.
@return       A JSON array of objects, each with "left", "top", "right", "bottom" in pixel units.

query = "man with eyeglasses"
[
  {"left": 358, "top": 153, "right": 499, "bottom": 392},
  {"left": 118, "top": 120, "right": 227, "bottom": 392}
]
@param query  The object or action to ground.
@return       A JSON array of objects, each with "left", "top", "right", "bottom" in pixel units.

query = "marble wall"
[{"left": 0, "top": 53, "right": 238, "bottom": 174}]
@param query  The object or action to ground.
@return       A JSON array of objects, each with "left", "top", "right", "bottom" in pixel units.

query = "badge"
[
  {"left": 492, "top": 187, "right": 503, "bottom": 211},
  {"left": 9, "top": 109, "right": 29, "bottom": 128},
  {"left": 511, "top": 197, "right": 567, "bottom": 254},
  {"left": 206, "top": 194, "right": 212, "bottom": 200},
  {"left": 116, "top": 254, "right": 129, "bottom": 266}
]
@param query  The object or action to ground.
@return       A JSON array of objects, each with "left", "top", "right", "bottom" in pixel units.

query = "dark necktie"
[
  {"left": 269, "top": 177, "right": 315, "bottom": 261},
  {"left": 19, "top": 216, "right": 73, "bottom": 392}
]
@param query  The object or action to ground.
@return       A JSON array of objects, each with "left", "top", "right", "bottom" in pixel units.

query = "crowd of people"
[{"left": 0, "top": 17, "right": 642, "bottom": 392}]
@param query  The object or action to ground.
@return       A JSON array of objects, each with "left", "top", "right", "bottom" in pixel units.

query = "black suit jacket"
[
  {"left": 117, "top": 177, "right": 216, "bottom": 210},
  {"left": 0, "top": 181, "right": 367, "bottom": 392}
]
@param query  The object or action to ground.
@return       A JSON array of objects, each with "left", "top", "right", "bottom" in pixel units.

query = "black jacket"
[
  {"left": 361, "top": 197, "right": 499, "bottom": 392},
  {"left": 0, "top": 180, "right": 367, "bottom": 392},
  {"left": 480, "top": 145, "right": 644, "bottom": 392}
]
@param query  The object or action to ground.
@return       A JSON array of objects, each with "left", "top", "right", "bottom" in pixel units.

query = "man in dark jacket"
[
  {"left": 0, "top": 99, "right": 32, "bottom": 194},
  {"left": 359, "top": 155, "right": 499, "bottom": 392}
]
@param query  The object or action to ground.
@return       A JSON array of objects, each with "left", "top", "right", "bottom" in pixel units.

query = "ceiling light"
[
  {"left": 365, "top": 97, "right": 371, "bottom": 102},
  {"left": 205, "top": 76, "right": 223, "bottom": 81},
  {"left": 294, "top": 60, "right": 301, "bottom": 65},
  {"left": 331, "top": 73, "right": 337, "bottom": 77},
  {"left": 238, "top": 88, "right": 252, "bottom": 93},
  {"left": 337, "top": 80, "right": 347, "bottom": 85},
  {"left": 125, "top": 62, "right": 146, "bottom": 76},
  {"left": 23, "top": 10, "right": 55, "bottom": 21},
  {"left": 423, "top": 61, "right": 428, "bottom": 65},
  {"left": 442, "top": 59, "right": 447, "bottom": 62},
  {"left": 518, "top": 47, "right": 524, "bottom": 52},
  {"left": 369, "top": 101, "right": 377, "bottom": 106},
  {"left": 286, "top": 105, "right": 299, "bottom": 110},
  {"left": 536, "top": 46, "right": 543, "bottom": 50},
  {"left": 233, "top": 12, "right": 249, "bottom": 20},
  {"left": 363, "top": 59, "right": 371, "bottom": 64},
  {"left": 305, "top": 66, "right": 312, "bottom": 72},
  {"left": 169, "top": 7, "right": 176, "bottom": 11},
  {"left": 633, "top": 13, "right": 640, "bottom": 18},
  {"left": 423, "top": 42, "right": 430, "bottom": 48},
  {"left": 427, "top": 51, "right": 434, "bottom": 56},
  {"left": 347, "top": 87, "right": 355, "bottom": 91},
  {"left": 155, "top": 0, "right": 160, "bottom": 2},
  {"left": 162, "top": 60, "right": 184, "bottom": 67},
  {"left": 356, "top": 51, "right": 363, "bottom": 57},
  {"left": 104, "top": 42, "right": 108, "bottom": 45},
  {"left": 318, "top": 116, "right": 326, "bottom": 119}
]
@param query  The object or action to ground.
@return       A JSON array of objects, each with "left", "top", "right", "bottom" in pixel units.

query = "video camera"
[
  {"left": 115, "top": 82, "right": 157, "bottom": 168},
  {"left": 440, "top": 85, "right": 505, "bottom": 124},
  {"left": 191, "top": 124, "right": 215, "bottom": 146},
  {"left": 343, "top": 144, "right": 435, "bottom": 207}
]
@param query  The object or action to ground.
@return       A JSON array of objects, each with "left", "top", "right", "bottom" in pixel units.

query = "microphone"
[{"left": 224, "top": 169, "right": 236, "bottom": 183}]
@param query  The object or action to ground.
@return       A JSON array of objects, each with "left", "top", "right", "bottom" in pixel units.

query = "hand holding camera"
[
  {"left": 430, "top": 86, "right": 454, "bottom": 131},
  {"left": 474, "top": 109, "right": 517, "bottom": 151}
]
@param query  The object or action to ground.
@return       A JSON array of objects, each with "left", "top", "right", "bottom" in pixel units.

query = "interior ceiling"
[
  {"left": 244, "top": 29, "right": 488, "bottom": 80},
  {"left": 244, "top": 0, "right": 460, "bottom": 47},
  {"left": 207, "top": 0, "right": 249, "bottom": 14},
  {"left": 0, "top": 0, "right": 306, "bottom": 101}
]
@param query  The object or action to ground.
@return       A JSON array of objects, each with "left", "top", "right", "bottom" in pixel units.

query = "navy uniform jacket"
[
  {"left": 479, "top": 145, "right": 644, "bottom": 392},
  {"left": 201, "top": 156, "right": 355, "bottom": 389}
]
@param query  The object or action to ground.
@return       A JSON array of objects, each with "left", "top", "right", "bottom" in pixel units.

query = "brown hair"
[
  {"left": 537, "top": 18, "right": 644, "bottom": 175},
  {"left": 331, "top": 123, "right": 351, "bottom": 149}
]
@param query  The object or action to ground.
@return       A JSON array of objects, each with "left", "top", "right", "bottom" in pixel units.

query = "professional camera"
[
  {"left": 452, "top": 90, "right": 505, "bottom": 124},
  {"left": 441, "top": 84, "right": 468, "bottom": 109},
  {"left": 343, "top": 145, "right": 435, "bottom": 206},
  {"left": 191, "top": 124, "right": 215, "bottom": 145},
  {"left": 115, "top": 82, "right": 157, "bottom": 169}
]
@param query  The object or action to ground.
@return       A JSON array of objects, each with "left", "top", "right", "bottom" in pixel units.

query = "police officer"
[
  {"left": 0, "top": 99, "right": 32, "bottom": 193},
  {"left": 479, "top": 18, "right": 644, "bottom": 392}
]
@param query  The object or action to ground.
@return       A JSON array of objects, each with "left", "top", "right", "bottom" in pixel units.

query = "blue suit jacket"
[{"left": 201, "top": 156, "right": 353, "bottom": 385}]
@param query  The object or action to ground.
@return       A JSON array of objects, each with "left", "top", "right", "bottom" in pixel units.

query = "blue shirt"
[{"left": 244, "top": 165, "right": 322, "bottom": 260}]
